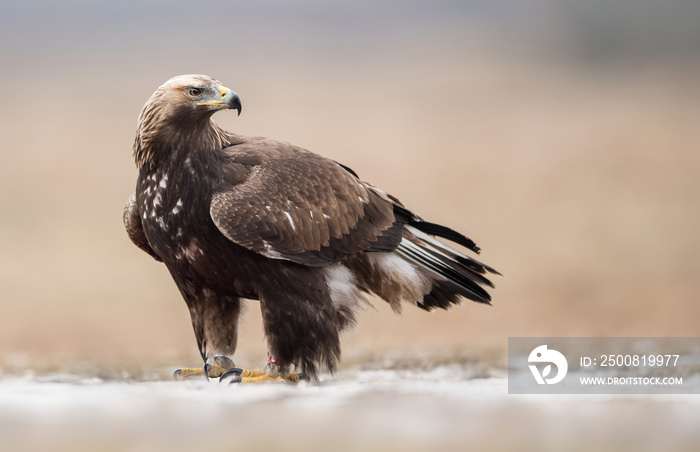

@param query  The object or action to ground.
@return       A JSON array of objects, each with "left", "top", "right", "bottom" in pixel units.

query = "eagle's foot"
[
  {"left": 219, "top": 368, "right": 305, "bottom": 384},
  {"left": 173, "top": 367, "right": 206, "bottom": 379},
  {"left": 172, "top": 355, "right": 236, "bottom": 380},
  {"left": 219, "top": 359, "right": 308, "bottom": 384}
]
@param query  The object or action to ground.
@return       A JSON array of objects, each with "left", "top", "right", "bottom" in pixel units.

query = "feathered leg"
[
  {"left": 222, "top": 267, "right": 339, "bottom": 384},
  {"left": 173, "top": 289, "right": 242, "bottom": 379}
]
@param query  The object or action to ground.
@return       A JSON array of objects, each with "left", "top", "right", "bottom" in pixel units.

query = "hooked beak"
[{"left": 197, "top": 86, "right": 242, "bottom": 116}]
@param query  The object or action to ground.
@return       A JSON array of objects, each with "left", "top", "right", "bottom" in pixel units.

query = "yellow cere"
[{"left": 197, "top": 87, "right": 228, "bottom": 106}]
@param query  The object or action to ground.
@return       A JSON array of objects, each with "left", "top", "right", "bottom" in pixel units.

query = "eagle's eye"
[{"left": 188, "top": 87, "right": 203, "bottom": 98}]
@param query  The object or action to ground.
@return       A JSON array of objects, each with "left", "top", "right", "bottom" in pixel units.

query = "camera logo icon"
[{"left": 528, "top": 345, "right": 568, "bottom": 385}]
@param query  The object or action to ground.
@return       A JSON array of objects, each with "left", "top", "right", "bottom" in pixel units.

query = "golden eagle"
[{"left": 124, "top": 74, "right": 499, "bottom": 383}]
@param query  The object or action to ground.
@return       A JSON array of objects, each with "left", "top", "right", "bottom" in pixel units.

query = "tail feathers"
[
  {"left": 419, "top": 281, "right": 463, "bottom": 311},
  {"left": 407, "top": 224, "right": 501, "bottom": 276},
  {"left": 408, "top": 220, "right": 481, "bottom": 254},
  {"left": 397, "top": 239, "right": 492, "bottom": 304},
  {"left": 398, "top": 224, "right": 500, "bottom": 308}
]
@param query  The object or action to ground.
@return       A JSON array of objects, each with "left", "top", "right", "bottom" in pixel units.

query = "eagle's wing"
[
  {"left": 210, "top": 149, "right": 398, "bottom": 267},
  {"left": 123, "top": 193, "right": 162, "bottom": 261}
]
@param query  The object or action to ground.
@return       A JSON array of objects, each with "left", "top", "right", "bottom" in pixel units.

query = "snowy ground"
[{"left": 2, "top": 366, "right": 699, "bottom": 452}]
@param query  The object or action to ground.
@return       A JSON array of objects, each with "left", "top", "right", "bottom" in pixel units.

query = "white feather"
[
  {"left": 324, "top": 264, "right": 369, "bottom": 310},
  {"left": 284, "top": 211, "right": 296, "bottom": 231}
]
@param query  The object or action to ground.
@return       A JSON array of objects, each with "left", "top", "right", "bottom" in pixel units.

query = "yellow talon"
[
  {"left": 238, "top": 374, "right": 288, "bottom": 384},
  {"left": 204, "top": 362, "right": 231, "bottom": 379},
  {"left": 239, "top": 369, "right": 265, "bottom": 378},
  {"left": 173, "top": 367, "right": 206, "bottom": 379},
  {"left": 222, "top": 368, "right": 303, "bottom": 384},
  {"left": 173, "top": 358, "right": 236, "bottom": 380},
  {"left": 286, "top": 373, "right": 300, "bottom": 383},
  {"left": 175, "top": 365, "right": 304, "bottom": 383}
]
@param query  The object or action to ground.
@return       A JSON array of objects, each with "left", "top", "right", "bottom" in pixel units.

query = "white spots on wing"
[
  {"left": 265, "top": 205, "right": 272, "bottom": 211},
  {"left": 358, "top": 195, "right": 366, "bottom": 204},
  {"left": 260, "top": 240, "right": 287, "bottom": 260},
  {"left": 184, "top": 157, "right": 195, "bottom": 175},
  {"left": 323, "top": 213, "right": 330, "bottom": 220},
  {"left": 141, "top": 171, "right": 187, "bottom": 233},
  {"left": 143, "top": 171, "right": 168, "bottom": 219},
  {"left": 284, "top": 211, "right": 296, "bottom": 231},
  {"left": 176, "top": 227, "right": 183, "bottom": 237},
  {"left": 172, "top": 198, "right": 183, "bottom": 215},
  {"left": 157, "top": 217, "right": 167, "bottom": 230},
  {"left": 143, "top": 174, "right": 157, "bottom": 195},
  {"left": 149, "top": 191, "right": 163, "bottom": 218},
  {"left": 324, "top": 263, "right": 370, "bottom": 312},
  {"left": 175, "top": 240, "right": 203, "bottom": 262}
]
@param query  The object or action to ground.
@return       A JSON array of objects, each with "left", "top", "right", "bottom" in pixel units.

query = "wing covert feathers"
[
  {"left": 210, "top": 153, "right": 396, "bottom": 266},
  {"left": 208, "top": 140, "right": 499, "bottom": 311}
]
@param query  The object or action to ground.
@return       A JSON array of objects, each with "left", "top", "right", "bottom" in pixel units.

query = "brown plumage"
[{"left": 124, "top": 74, "right": 500, "bottom": 381}]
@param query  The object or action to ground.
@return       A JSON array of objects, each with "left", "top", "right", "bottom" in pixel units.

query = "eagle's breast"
[{"left": 137, "top": 158, "right": 212, "bottom": 265}]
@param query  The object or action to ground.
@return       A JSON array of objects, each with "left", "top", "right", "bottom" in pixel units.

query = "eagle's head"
[
  {"left": 149, "top": 74, "right": 242, "bottom": 119},
  {"left": 134, "top": 74, "right": 242, "bottom": 168}
]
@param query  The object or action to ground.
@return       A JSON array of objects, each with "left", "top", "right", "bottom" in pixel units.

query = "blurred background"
[
  {"left": 2, "top": 1, "right": 700, "bottom": 451},
  {"left": 1, "top": 0, "right": 699, "bottom": 377}
]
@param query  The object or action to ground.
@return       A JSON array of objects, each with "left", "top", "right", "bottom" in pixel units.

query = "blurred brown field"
[
  {"left": 1, "top": 2, "right": 699, "bottom": 379},
  {"left": 2, "top": 4, "right": 700, "bottom": 451}
]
